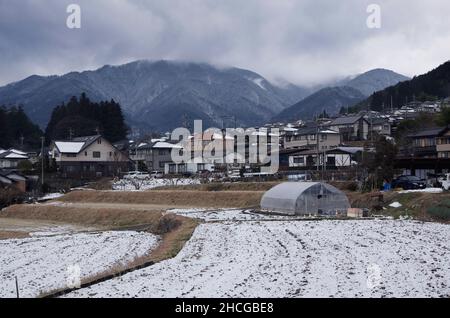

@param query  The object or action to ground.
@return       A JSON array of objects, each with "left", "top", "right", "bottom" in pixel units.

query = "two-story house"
[
  {"left": 370, "top": 118, "right": 392, "bottom": 137},
  {"left": 283, "top": 127, "right": 341, "bottom": 151},
  {"left": 406, "top": 127, "right": 445, "bottom": 158},
  {"left": 436, "top": 126, "right": 450, "bottom": 159},
  {"left": 50, "top": 135, "right": 130, "bottom": 178},
  {"left": 325, "top": 115, "right": 369, "bottom": 141}
]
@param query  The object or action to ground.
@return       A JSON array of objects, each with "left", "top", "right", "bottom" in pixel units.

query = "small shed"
[{"left": 260, "top": 182, "right": 350, "bottom": 216}]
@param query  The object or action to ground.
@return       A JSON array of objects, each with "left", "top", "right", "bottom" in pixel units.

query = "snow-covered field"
[
  {"left": 112, "top": 178, "right": 201, "bottom": 191},
  {"left": 67, "top": 219, "right": 450, "bottom": 298},
  {"left": 0, "top": 231, "right": 159, "bottom": 298},
  {"left": 168, "top": 208, "right": 298, "bottom": 221}
]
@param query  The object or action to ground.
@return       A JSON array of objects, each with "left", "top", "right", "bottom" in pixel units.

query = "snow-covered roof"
[
  {"left": 9, "top": 149, "right": 27, "bottom": 155},
  {"left": 0, "top": 150, "right": 29, "bottom": 160},
  {"left": 335, "top": 147, "right": 364, "bottom": 154},
  {"left": 319, "top": 129, "right": 339, "bottom": 134},
  {"left": 54, "top": 135, "right": 104, "bottom": 154},
  {"left": 4, "top": 153, "right": 28, "bottom": 159},
  {"left": 152, "top": 141, "right": 182, "bottom": 149},
  {"left": 55, "top": 141, "right": 85, "bottom": 154},
  {"left": 283, "top": 127, "right": 298, "bottom": 132}
]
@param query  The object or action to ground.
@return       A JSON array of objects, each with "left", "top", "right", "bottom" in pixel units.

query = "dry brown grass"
[
  {"left": 60, "top": 190, "right": 264, "bottom": 208},
  {"left": 0, "top": 230, "right": 30, "bottom": 240},
  {"left": 1, "top": 204, "right": 163, "bottom": 228},
  {"left": 154, "top": 181, "right": 281, "bottom": 192},
  {"left": 148, "top": 214, "right": 198, "bottom": 262}
]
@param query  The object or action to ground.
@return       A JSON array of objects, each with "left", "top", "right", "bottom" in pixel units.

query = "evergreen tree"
[
  {"left": 0, "top": 105, "right": 43, "bottom": 150},
  {"left": 45, "top": 93, "right": 129, "bottom": 143}
]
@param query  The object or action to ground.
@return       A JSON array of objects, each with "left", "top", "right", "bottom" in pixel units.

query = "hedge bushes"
[{"left": 427, "top": 199, "right": 450, "bottom": 221}]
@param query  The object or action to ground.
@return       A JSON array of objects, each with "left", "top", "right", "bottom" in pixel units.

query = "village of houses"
[
  {"left": 2, "top": 98, "right": 450, "bottom": 191},
  {"left": 1, "top": 99, "right": 450, "bottom": 298}
]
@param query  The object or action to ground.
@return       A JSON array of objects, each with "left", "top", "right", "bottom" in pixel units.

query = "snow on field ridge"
[
  {"left": 0, "top": 231, "right": 159, "bottom": 298},
  {"left": 66, "top": 220, "right": 450, "bottom": 298},
  {"left": 112, "top": 178, "right": 200, "bottom": 191}
]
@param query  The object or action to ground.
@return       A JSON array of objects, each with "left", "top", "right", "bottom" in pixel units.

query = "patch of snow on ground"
[
  {"left": 0, "top": 231, "right": 159, "bottom": 298},
  {"left": 398, "top": 188, "right": 443, "bottom": 194},
  {"left": 38, "top": 193, "right": 65, "bottom": 201},
  {"left": 112, "top": 178, "right": 201, "bottom": 191},
  {"left": 389, "top": 202, "right": 402, "bottom": 208},
  {"left": 66, "top": 220, "right": 450, "bottom": 298}
]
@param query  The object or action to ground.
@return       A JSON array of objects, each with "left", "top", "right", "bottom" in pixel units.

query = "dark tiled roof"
[
  {"left": 328, "top": 116, "right": 364, "bottom": 126},
  {"left": 408, "top": 127, "right": 446, "bottom": 138}
]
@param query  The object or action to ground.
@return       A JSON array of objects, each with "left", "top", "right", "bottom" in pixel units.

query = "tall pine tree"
[{"left": 45, "top": 93, "right": 129, "bottom": 143}]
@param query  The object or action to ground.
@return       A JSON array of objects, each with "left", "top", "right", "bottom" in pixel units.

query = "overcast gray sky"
[{"left": 1, "top": 0, "right": 450, "bottom": 86}]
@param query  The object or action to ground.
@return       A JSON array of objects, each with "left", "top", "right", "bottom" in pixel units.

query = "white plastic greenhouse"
[{"left": 260, "top": 182, "right": 350, "bottom": 216}]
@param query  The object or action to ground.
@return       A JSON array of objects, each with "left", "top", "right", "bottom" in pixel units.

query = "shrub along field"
[{"left": 347, "top": 190, "right": 450, "bottom": 223}]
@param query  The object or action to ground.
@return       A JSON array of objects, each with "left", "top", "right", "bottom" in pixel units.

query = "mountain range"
[
  {"left": 272, "top": 69, "right": 409, "bottom": 122},
  {"left": 0, "top": 60, "right": 409, "bottom": 131},
  {"left": 352, "top": 61, "right": 450, "bottom": 112}
]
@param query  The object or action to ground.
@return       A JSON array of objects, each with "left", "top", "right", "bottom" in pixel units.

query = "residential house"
[
  {"left": 50, "top": 135, "right": 130, "bottom": 178},
  {"left": 283, "top": 127, "right": 340, "bottom": 151},
  {"left": 406, "top": 127, "right": 446, "bottom": 158},
  {"left": 288, "top": 147, "right": 362, "bottom": 169},
  {"left": 0, "top": 149, "right": 30, "bottom": 169},
  {"left": 149, "top": 141, "right": 183, "bottom": 172},
  {"left": 370, "top": 117, "right": 392, "bottom": 137},
  {"left": 325, "top": 116, "right": 369, "bottom": 141},
  {"left": 436, "top": 126, "right": 450, "bottom": 159},
  {"left": 0, "top": 169, "right": 27, "bottom": 192}
]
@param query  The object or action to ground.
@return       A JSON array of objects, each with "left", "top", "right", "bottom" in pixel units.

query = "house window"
[
  {"left": 327, "top": 156, "right": 336, "bottom": 166},
  {"left": 178, "top": 164, "right": 187, "bottom": 173},
  {"left": 97, "top": 139, "right": 102, "bottom": 144},
  {"left": 197, "top": 163, "right": 205, "bottom": 171},
  {"left": 93, "top": 151, "right": 101, "bottom": 158},
  {"left": 66, "top": 154, "right": 76, "bottom": 158},
  {"left": 169, "top": 164, "right": 177, "bottom": 174},
  {"left": 85, "top": 151, "right": 88, "bottom": 156},
  {"left": 293, "top": 157, "right": 304, "bottom": 164},
  {"left": 109, "top": 152, "right": 112, "bottom": 157}
]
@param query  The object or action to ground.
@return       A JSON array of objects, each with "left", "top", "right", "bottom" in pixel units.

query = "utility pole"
[
  {"left": 316, "top": 124, "right": 320, "bottom": 174},
  {"left": 133, "top": 129, "right": 139, "bottom": 172},
  {"left": 40, "top": 137, "right": 45, "bottom": 186}
]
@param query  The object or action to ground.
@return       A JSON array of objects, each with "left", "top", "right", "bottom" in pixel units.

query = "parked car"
[
  {"left": 438, "top": 173, "right": 450, "bottom": 190},
  {"left": 391, "top": 175, "right": 426, "bottom": 190},
  {"left": 124, "top": 171, "right": 150, "bottom": 179},
  {"left": 150, "top": 171, "right": 164, "bottom": 178}
]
